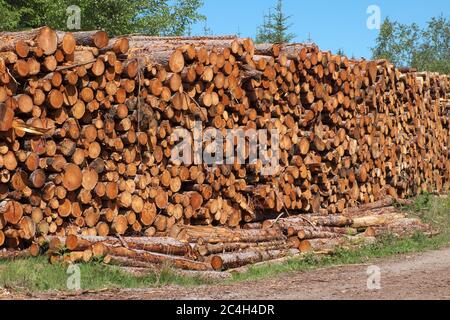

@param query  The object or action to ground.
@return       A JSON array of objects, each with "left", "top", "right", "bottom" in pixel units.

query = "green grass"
[
  {"left": 401, "top": 193, "right": 450, "bottom": 232},
  {"left": 0, "top": 257, "right": 211, "bottom": 292},
  {"left": 0, "top": 194, "right": 448, "bottom": 292}
]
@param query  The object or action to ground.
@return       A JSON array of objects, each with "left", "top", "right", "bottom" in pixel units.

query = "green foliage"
[
  {"left": 336, "top": 48, "right": 345, "bottom": 56},
  {"left": 256, "top": 10, "right": 272, "bottom": 43},
  {"left": 0, "top": 0, "right": 205, "bottom": 36},
  {"left": 202, "top": 22, "right": 212, "bottom": 36},
  {"left": 0, "top": 0, "right": 21, "bottom": 30},
  {"left": 402, "top": 192, "right": 450, "bottom": 234},
  {"left": 256, "top": 0, "right": 295, "bottom": 44},
  {"left": 412, "top": 16, "right": 450, "bottom": 74},
  {"left": 406, "top": 192, "right": 433, "bottom": 212},
  {"left": 372, "top": 15, "right": 449, "bottom": 73}
]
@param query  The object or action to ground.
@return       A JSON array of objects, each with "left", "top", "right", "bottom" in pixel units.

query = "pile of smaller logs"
[
  {"left": 0, "top": 26, "right": 447, "bottom": 271},
  {"left": 7, "top": 197, "right": 432, "bottom": 271}
]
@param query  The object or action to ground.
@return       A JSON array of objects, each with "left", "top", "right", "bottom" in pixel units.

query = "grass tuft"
[{"left": 0, "top": 257, "right": 211, "bottom": 293}]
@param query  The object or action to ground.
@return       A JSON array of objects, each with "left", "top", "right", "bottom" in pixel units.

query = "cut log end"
[
  {"left": 37, "top": 27, "right": 58, "bottom": 55},
  {"left": 169, "top": 50, "right": 185, "bottom": 73},
  {"left": 210, "top": 255, "right": 224, "bottom": 271}
]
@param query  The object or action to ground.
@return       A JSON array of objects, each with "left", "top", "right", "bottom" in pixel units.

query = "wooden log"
[
  {"left": 57, "top": 31, "right": 109, "bottom": 49},
  {"left": 176, "top": 225, "right": 286, "bottom": 244},
  {"left": 130, "top": 50, "right": 185, "bottom": 73},
  {"left": 299, "top": 235, "right": 377, "bottom": 253},
  {"left": 0, "top": 200, "right": 23, "bottom": 225},
  {"left": 351, "top": 213, "right": 407, "bottom": 228},
  {"left": 62, "top": 164, "right": 82, "bottom": 191},
  {"left": 106, "top": 246, "right": 210, "bottom": 271},
  {"left": 0, "top": 27, "right": 58, "bottom": 55},
  {"left": 195, "top": 239, "right": 289, "bottom": 256},
  {"left": 0, "top": 249, "right": 31, "bottom": 260},
  {"left": 343, "top": 197, "right": 413, "bottom": 217},
  {"left": 210, "top": 248, "right": 299, "bottom": 271},
  {"left": 48, "top": 235, "right": 194, "bottom": 257},
  {"left": 263, "top": 215, "right": 353, "bottom": 230},
  {"left": 0, "top": 103, "right": 14, "bottom": 131}
]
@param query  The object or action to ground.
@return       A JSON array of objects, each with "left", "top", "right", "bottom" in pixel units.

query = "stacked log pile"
[
  {"left": 18, "top": 197, "right": 433, "bottom": 271},
  {"left": 179, "top": 198, "right": 435, "bottom": 271},
  {"left": 0, "top": 27, "right": 448, "bottom": 268}
]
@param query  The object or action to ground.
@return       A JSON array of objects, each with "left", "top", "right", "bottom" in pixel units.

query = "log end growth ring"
[{"left": 37, "top": 26, "right": 58, "bottom": 55}]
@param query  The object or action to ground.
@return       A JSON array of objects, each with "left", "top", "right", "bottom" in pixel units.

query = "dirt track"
[{"left": 3, "top": 247, "right": 450, "bottom": 300}]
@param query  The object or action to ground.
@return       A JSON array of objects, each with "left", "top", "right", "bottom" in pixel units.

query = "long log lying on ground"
[
  {"left": 46, "top": 235, "right": 194, "bottom": 257},
  {"left": 297, "top": 227, "right": 354, "bottom": 240},
  {"left": 0, "top": 248, "right": 31, "bottom": 260},
  {"left": 262, "top": 215, "right": 354, "bottom": 230},
  {"left": 351, "top": 213, "right": 407, "bottom": 228},
  {"left": 105, "top": 246, "right": 210, "bottom": 271},
  {"left": 194, "top": 239, "right": 289, "bottom": 256},
  {"left": 105, "top": 255, "right": 232, "bottom": 279},
  {"left": 210, "top": 248, "right": 299, "bottom": 271},
  {"left": 343, "top": 197, "right": 413, "bottom": 217},
  {"left": 364, "top": 218, "right": 437, "bottom": 237},
  {"left": 174, "top": 225, "right": 286, "bottom": 244},
  {"left": 299, "top": 235, "right": 377, "bottom": 253}
]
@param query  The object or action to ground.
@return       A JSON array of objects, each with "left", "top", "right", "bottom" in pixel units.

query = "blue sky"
[{"left": 190, "top": 0, "right": 449, "bottom": 59}]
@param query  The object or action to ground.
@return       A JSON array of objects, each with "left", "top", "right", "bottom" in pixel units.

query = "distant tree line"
[
  {"left": 255, "top": 0, "right": 295, "bottom": 44},
  {"left": 0, "top": 0, "right": 205, "bottom": 36},
  {"left": 372, "top": 15, "right": 449, "bottom": 74}
]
